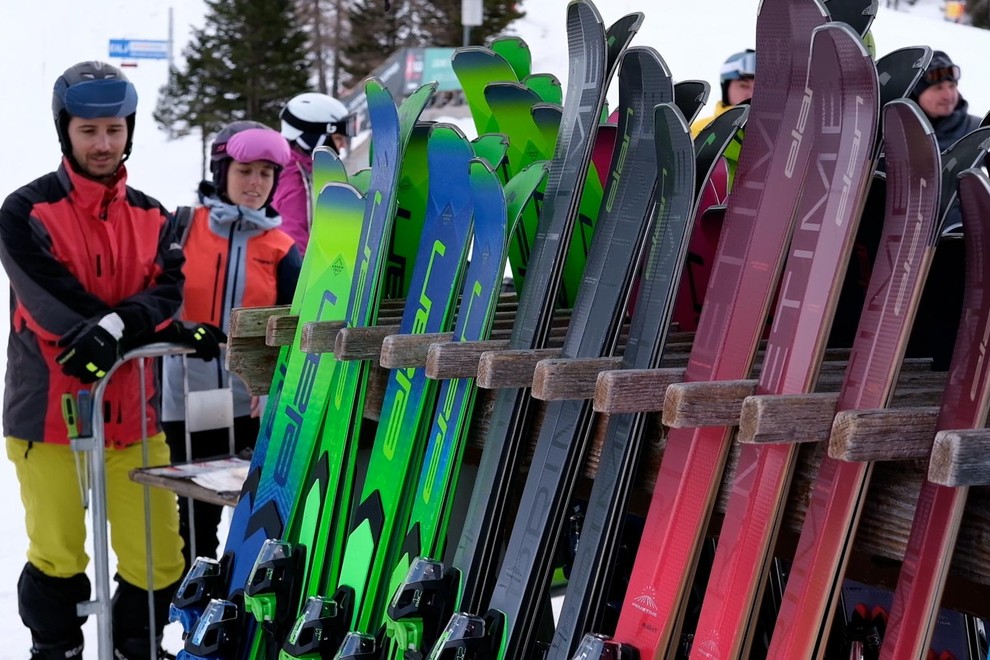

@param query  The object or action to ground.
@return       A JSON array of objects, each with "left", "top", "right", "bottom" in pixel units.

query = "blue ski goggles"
[
  {"left": 720, "top": 51, "right": 756, "bottom": 81},
  {"left": 62, "top": 79, "right": 138, "bottom": 119}
]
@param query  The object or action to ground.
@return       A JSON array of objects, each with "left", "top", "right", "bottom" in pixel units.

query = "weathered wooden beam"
[
  {"left": 531, "top": 356, "right": 623, "bottom": 401},
  {"left": 229, "top": 305, "right": 291, "bottom": 339},
  {"left": 334, "top": 324, "right": 401, "bottom": 362},
  {"left": 425, "top": 339, "right": 511, "bottom": 380},
  {"left": 266, "top": 314, "right": 299, "bottom": 347},
  {"left": 829, "top": 407, "right": 940, "bottom": 462},
  {"left": 299, "top": 320, "right": 346, "bottom": 354},
  {"left": 592, "top": 368, "right": 686, "bottom": 414},
  {"left": 662, "top": 379, "right": 758, "bottom": 429},
  {"left": 928, "top": 429, "right": 990, "bottom": 487},
  {"left": 738, "top": 393, "right": 839, "bottom": 444},
  {"left": 224, "top": 336, "right": 276, "bottom": 396},
  {"left": 476, "top": 348, "right": 562, "bottom": 390},
  {"left": 380, "top": 332, "right": 454, "bottom": 369}
]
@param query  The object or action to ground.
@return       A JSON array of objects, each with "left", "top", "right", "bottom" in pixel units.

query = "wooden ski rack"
[{"left": 221, "top": 296, "right": 990, "bottom": 615}]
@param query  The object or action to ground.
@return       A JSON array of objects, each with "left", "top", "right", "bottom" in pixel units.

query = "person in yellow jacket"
[{"left": 690, "top": 48, "right": 756, "bottom": 138}]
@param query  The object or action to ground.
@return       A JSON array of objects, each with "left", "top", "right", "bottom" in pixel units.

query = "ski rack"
[
  {"left": 73, "top": 342, "right": 195, "bottom": 660},
  {"left": 224, "top": 303, "right": 990, "bottom": 616}
]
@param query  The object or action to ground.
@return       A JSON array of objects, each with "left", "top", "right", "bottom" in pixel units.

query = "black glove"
[
  {"left": 154, "top": 321, "right": 227, "bottom": 361},
  {"left": 56, "top": 317, "right": 121, "bottom": 383}
]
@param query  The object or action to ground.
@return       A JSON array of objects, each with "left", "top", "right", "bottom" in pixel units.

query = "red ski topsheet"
[{"left": 612, "top": 0, "right": 829, "bottom": 655}]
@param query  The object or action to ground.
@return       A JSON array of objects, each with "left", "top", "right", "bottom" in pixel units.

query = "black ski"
[
  {"left": 434, "top": 0, "right": 643, "bottom": 631},
  {"left": 546, "top": 103, "right": 750, "bottom": 660}
]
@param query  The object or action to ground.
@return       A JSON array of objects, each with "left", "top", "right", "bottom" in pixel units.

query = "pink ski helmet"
[{"left": 210, "top": 120, "right": 292, "bottom": 205}]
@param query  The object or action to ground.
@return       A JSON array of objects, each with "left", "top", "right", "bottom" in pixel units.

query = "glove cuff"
[{"left": 97, "top": 313, "right": 125, "bottom": 341}]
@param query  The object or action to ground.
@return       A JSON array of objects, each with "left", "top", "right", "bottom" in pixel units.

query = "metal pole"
[
  {"left": 74, "top": 343, "right": 195, "bottom": 660},
  {"left": 138, "top": 358, "right": 157, "bottom": 660},
  {"left": 463, "top": 24, "right": 471, "bottom": 47},
  {"left": 168, "top": 7, "right": 174, "bottom": 70}
]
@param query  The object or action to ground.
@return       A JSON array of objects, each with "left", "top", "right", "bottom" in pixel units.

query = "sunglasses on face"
[{"left": 924, "top": 65, "right": 960, "bottom": 85}]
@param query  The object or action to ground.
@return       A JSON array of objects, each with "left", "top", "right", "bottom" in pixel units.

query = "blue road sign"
[{"left": 108, "top": 39, "right": 169, "bottom": 60}]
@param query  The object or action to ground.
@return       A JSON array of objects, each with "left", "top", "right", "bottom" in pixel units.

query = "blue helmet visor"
[
  {"left": 720, "top": 51, "right": 756, "bottom": 82},
  {"left": 62, "top": 79, "right": 138, "bottom": 119}
]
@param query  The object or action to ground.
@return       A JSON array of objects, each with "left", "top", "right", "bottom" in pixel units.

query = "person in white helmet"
[{"left": 272, "top": 92, "right": 355, "bottom": 253}]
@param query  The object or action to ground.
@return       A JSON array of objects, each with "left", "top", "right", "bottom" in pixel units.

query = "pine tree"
[
  {"left": 340, "top": 0, "right": 525, "bottom": 89},
  {"left": 418, "top": 0, "right": 524, "bottom": 47},
  {"left": 155, "top": 0, "right": 311, "bottom": 173},
  {"left": 966, "top": 0, "right": 989, "bottom": 29},
  {"left": 340, "top": 0, "right": 411, "bottom": 87}
]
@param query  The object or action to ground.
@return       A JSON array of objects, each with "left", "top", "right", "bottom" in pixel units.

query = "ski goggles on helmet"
[
  {"left": 221, "top": 128, "right": 292, "bottom": 168},
  {"left": 720, "top": 51, "right": 756, "bottom": 82},
  {"left": 279, "top": 106, "right": 357, "bottom": 139},
  {"left": 61, "top": 79, "right": 138, "bottom": 119},
  {"left": 923, "top": 64, "right": 960, "bottom": 86}
]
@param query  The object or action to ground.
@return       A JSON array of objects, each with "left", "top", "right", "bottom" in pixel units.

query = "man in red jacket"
[{"left": 0, "top": 61, "right": 217, "bottom": 660}]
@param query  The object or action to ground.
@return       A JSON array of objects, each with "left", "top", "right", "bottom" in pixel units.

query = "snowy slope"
[{"left": 0, "top": 0, "right": 986, "bottom": 657}]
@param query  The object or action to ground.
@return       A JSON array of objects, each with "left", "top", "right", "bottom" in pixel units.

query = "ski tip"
[
  {"left": 621, "top": 45, "right": 673, "bottom": 80},
  {"left": 654, "top": 102, "right": 690, "bottom": 137}
]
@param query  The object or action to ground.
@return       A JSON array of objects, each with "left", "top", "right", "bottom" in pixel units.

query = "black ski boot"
[
  {"left": 28, "top": 640, "right": 84, "bottom": 660},
  {"left": 111, "top": 576, "right": 178, "bottom": 660},
  {"left": 18, "top": 563, "right": 89, "bottom": 660}
]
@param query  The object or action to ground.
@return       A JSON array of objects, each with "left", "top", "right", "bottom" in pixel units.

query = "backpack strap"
[{"left": 173, "top": 206, "right": 195, "bottom": 247}]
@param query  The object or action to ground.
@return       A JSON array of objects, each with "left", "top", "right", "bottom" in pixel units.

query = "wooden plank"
[
  {"left": 229, "top": 305, "right": 290, "bottom": 339},
  {"left": 334, "top": 324, "right": 401, "bottom": 362},
  {"left": 738, "top": 392, "right": 839, "bottom": 444},
  {"left": 130, "top": 468, "right": 239, "bottom": 508},
  {"left": 593, "top": 367, "right": 686, "bottom": 414},
  {"left": 266, "top": 313, "right": 298, "bottom": 347},
  {"left": 425, "top": 339, "right": 510, "bottom": 380},
  {"left": 300, "top": 320, "right": 346, "bottom": 354},
  {"left": 928, "top": 429, "right": 990, "bottom": 487},
  {"left": 381, "top": 332, "right": 454, "bottom": 369},
  {"left": 476, "top": 348, "right": 561, "bottom": 390},
  {"left": 662, "top": 379, "right": 758, "bottom": 428},
  {"left": 829, "top": 406, "right": 940, "bottom": 462},
  {"left": 224, "top": 336, "right": 276, "bottom": 395},
  {"left": 531, "top": 356, "right": 623, "bottom": 401}
]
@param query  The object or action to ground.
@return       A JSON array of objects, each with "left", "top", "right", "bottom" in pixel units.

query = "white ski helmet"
[{"left": 279, "top": 92, "right": 354, "bottom": 153}]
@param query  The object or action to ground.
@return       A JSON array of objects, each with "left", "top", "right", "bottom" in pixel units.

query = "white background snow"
[{"left": 0, "top": 0, "right": 987, "bottom": 657}]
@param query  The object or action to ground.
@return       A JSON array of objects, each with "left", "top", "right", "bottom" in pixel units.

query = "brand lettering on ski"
[
  {"left": 784, "top": 83, "right": 814, "bottom": 179},
  {"left": 894, "top": 177, "right": 928, "bottom": 316},
  {"left": 275, "top": 404, "right": 305, "bottom": 486},
  {"left": 835, "top": 96, "right": 866, "bottom": 227},
  {"left": 644, "top": 190, "right": 667, "bottom": 281},
  {"left": 424, "top": 380, "right": 459, "bottom": 503},
  {"left": 605, "top": 108, "right": 634, "bottom": 213},
  {"left": 383, "top": 240, "right": 446, "bottom": 460},
  {"left": 423, "top": 280, "right": 482, "bottom": 502},
  {"left": 272, "top": 288, "right": 338, "bottom": 487},
  {"left": 507, "top": 425, "right": 569, "bottom": 593}
]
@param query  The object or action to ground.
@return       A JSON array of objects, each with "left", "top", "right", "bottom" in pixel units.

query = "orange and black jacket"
[
  {"left": 0, "top": 159, "right": 184, "bottom": 446},
  {"left": 161, "top": 198, "right": 300, "bottom": 422}
]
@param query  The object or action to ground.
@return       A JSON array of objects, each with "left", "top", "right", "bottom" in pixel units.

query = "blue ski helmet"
[
  {"left": 210, "top": 120, "right": 292, "bottom": 206},
  {"left": 52, "top": 60, "right": 138, "bottom": 159},
  {"left": 719, "top": 49, "right": 756, "bottom": 105}
]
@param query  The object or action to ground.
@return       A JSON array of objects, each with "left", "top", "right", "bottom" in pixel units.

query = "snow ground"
[{"left": 0, "top": 0, "right": 986, "bottom": 657}]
